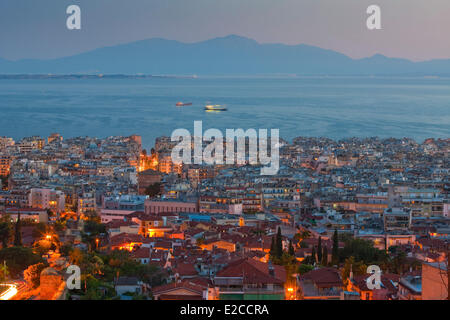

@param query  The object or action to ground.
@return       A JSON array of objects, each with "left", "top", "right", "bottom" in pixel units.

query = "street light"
[{"left": 45, "top": 235, "right": 52, "bottom": 240}]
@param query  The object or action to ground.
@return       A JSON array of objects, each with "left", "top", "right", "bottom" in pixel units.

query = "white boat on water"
[{"left": 204, "top": 104, "right": 227, "bottom": 111}]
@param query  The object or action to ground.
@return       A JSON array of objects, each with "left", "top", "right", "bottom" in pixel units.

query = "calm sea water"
[{"left": 0, "top": 76, "right": 449, "bottom": 149}]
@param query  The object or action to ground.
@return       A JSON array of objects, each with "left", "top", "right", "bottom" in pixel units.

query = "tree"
[
  {"left": 276, "top": 227, "right": 283, "bottom": 258},
  {"left": 390, "top": 250, "right": 408, "bottom": 274},
  {"left": 317, "top": 236, "right": 322, "bottom": 262},
  {"left": 322, "top": 246, "right": 328, "bottom": 266},
  {"left": 299, "top": 230, "right": 311, "bottom": 241},
  {"left": 53, "top": 220, "right": 66, "bottom": 233},
  {"left": 33, "top": 239, "right": 52, "bottom": 256},
  {"left": 269, "top": 237, "right": 275, "bottom": 257},
  {"left": 288, "top": 240, "right": 295, "bottom": 256},
  {"left": 252, "top": 229, "right": 265, "bottom": 237},
  {"left": 311, "top": 246, "right": 316, "bottom": 264},
  {"left": 82, "top": 218, "right": 106, "bottom": 251},
  {"left": 32, "top": 222, "right": 48, "bottom": 239},
  {"left": 332, "top": 229, "right": 339, "bottom": 265},
  {"left": 69, "top": 248, "right": 84, "bottom": 265},
  {"left": 0, "top": 174, "right": 8, "bottom": 190},
  {"left": 340, "top": 238, "right": 388, "bottom": 266},
  {"left": 0, "top": 262, "right": 9, "bottom": 282},
  {"left": 298, "top": 264, "right": 314, "bottom": 275},
  {"left": 0, "top": 246, "right": 43, "bottom": 277},
  {"left": 13, "top": 213, "right": 22, "bottom": 246},
  {"left": 24, "top": 262, "right": 47, "bottom": 288},
  {"left": 145, "top": 183, "right": 161, "bottom": 198},
  {"left": 60, "top": 243, "right": 74, "bottom": 257},
  {"left": 196, "top": 238, "right": 204, "bottom": 246},
  {"left": 341, "top": 256, "right": 367, "bottom": 286},
  {"left": 0, "top": 219, "right": 12, "bottom": 248},
  {"left": 46, "top": 209, "right": 54, "bottom": 218}
]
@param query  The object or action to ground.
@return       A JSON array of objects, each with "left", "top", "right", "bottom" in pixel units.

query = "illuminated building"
[
  {"left": 214, "top": 258, "right": 286, "bottom": 300},
  {"left": 145, "top": 199, "right": 198, "bottom": 215},
  {"left": 383, "top": 207, "right": 411, "bottom": 232},
  {"left": 139, "top": 151, "right": 159, "bottom": 172},
  {"left": 77, "top": 192, "right": 97, "bottom": 215},
  {"left": 187, "top": 166, "right": 215, "bottom": 188},
  {"left": 0, "top": 136, "right": 15, "bottom": 150},
  {"left": 28, "top": 188, "right": 65, "bottom": 213},
  {"left": 110, "top": 232, "right": 148, "bottom": 251},
  {"left": 131, "top": 214, "right": 173, "bottom": 237},
  {"left": 297, "top": 268, "right": 343, "bottom": 300},
  {"left": 3, "top": 207, "right": 49, "bottom": 224},
  {"left": 0, "top": 156, "right": 11, "bottom": 176},
  {"left": 158, "top": 153, "right": 181, "bottom": 175},
  {"left": 129, "top": 134, "right": 142, "bottom": 148},
  {"left": 421, "top": 262, "right": 448, "bottom": 300},
  {"left": 199, "top": 239, "right": 236, "bottom": 252},
  {"left": 152, "top": 279, "right": 219, "bottom": 300},
  {"left": 47, "top": 133, "right": 63, "bottom": 144},
  {"left": 17, "top": 136, "right": 45, "bottom": 152}
]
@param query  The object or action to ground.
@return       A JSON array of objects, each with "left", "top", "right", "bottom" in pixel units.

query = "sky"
[{"left": 0, "top": 0, "right": 449, "bottom": 61}]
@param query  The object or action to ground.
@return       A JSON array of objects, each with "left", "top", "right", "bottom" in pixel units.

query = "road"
[
  {"left": 0, "top": 283, "right": 18, "bottom": 300},
  {"left": 0, "top": 280, "right": 27, "bottom": 300}
]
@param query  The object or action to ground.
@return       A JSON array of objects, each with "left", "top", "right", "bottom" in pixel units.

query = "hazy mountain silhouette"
[{"left": 1, "top": 35, "right": 450, "bottom": 75}]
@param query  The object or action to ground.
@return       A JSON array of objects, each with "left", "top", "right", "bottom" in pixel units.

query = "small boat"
[
  {"left": 205, "top": 104, "right": 227, "bottom": 111},
  {"left": 176, "top": 102, "right": 192, "bottom": 106}
]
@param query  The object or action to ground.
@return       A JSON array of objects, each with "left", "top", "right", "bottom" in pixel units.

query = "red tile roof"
[
  {"left": 173, "top": 263, "right": 198, "bottom": 277},
  {"left": 300, "top": 267, "right": 343, "bottom": 288},
  {"left": 216, "top": 258, "right": 286, "bottom": 285},
  {"left": 131, "top": 247, "right": 151, "bottom": 259},
  {"left": 110, "top": 232, "right": 146, "bottom": 246},
  {"left": 152, "top": 278, "right": 209, "bottom": 298},
  {"left": 105, "top": 220, "right": 138, "bottom": 229},
  {"left": 351, "top": 273, "right": 399, "bottom": 293}
]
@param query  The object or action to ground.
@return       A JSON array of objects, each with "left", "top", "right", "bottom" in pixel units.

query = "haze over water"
[{"left": 0, "top": 76, "right": 449, "bottom": 150}]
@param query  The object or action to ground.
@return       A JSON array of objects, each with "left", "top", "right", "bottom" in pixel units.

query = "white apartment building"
[{"left": 28, "top": 188, "right": 65, "bottom": 213}]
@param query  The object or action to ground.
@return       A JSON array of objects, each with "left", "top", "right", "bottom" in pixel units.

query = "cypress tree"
[
  {"left": 317, "top": 236, "right": 322, "bottom": 262},
  {"left": 322, "top": 246, "right": 328, "bottom": 266},
  {"left": 276, "top": 227, "right": 283, "bottom": 258},
  {"left": 270, "top": 236, "right": 275, "bottom": 257},
  {"left": 14, "top": 212, "right": 22, "bottom": 246},
  {"left": 288, "top": 240, "right": 295, "bottom": 256},
  {"left": 332, "top": 229, "right": 339, "bottom": 264},
  {"left": 311, "top": 246, "right": 316, "bottom": 264}
]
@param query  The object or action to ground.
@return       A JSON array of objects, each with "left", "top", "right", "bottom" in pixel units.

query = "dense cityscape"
[{"left": 0, "top": 133, "right": 448, "bottom": 300}]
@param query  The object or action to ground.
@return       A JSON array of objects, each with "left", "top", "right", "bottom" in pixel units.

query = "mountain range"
[{"left": 1, "top": 35, "right": 450, "bottom": 75}]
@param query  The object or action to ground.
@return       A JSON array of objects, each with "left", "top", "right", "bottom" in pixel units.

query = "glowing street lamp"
[{"left": 286, "top": 287, "right": 295, "bottom": 300}]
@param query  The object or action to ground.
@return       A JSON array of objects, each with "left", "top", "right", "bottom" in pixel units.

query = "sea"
[{"left": 0, "top": 76, "right": 449, "bottom": 150}]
